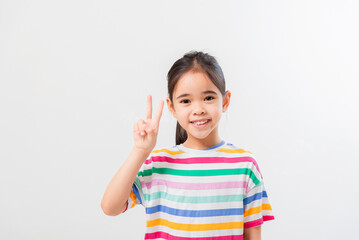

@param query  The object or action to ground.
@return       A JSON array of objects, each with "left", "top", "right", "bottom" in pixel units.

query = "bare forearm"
[
  {"left": 243, "top": 226, "right": 261, "bottom": 240},
  {"left": 101, "top": 147, "right": 150, "bottom": 216}
]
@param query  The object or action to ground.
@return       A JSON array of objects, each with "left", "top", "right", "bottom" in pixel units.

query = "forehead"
[{"left": 173, "top": 71, "right": 220, "bottom": 96}]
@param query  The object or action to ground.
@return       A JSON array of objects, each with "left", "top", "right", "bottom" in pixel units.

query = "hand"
[{"left": 133, "top": 94, "right": 164, "bottom": 154}]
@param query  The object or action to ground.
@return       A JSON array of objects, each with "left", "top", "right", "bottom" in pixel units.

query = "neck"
[{"left": 182, "top": 134, "right": 222, "bottom": 150}]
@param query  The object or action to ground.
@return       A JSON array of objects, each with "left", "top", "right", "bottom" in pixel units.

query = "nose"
[
  {"left": 194, "top": 110, "right": 205, "bottom": 115},
  {"left": 193, "top": 102, "right": 206, "bottom": 115}
]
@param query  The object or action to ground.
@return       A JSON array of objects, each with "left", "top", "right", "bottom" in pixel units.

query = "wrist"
[{"left": 132, "top": 146, "right": 152, "bottom": 159}]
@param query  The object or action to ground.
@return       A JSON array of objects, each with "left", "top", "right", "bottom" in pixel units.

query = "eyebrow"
[{"left": 176, "top": 90, "right": 218, "bottom": 99}]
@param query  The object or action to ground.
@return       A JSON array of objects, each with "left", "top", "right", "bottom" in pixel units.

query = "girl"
[{"left": 101, "top": 51, "right": 274, "bottom": 240}]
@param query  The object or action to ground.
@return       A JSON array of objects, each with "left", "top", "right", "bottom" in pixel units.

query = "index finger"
[
  {"left": 152, "top": 99, "right": 164, "bottom": 127},
  {"left": 146, "top": 94, "right": 152, "bottom": 120}
]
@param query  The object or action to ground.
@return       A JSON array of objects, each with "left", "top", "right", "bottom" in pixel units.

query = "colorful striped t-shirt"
[{"left": 123, "top": 140, "right": 274, "bottom": 239}]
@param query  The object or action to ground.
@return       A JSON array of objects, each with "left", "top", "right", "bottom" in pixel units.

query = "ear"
[
  {"left": 166, "top": 97, "right": 176, "bottom": 118},
  {"left": 222, "top": 90, "right": 231, "bottom": 112}
]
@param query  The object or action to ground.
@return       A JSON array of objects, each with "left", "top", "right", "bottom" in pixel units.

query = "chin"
[{"left": 187, "top": 131, "right": 213, "bottom": 141}]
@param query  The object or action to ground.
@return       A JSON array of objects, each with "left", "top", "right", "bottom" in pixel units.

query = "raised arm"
[{"left": 101, "top": 94, "right": 164, "bottom": 216}]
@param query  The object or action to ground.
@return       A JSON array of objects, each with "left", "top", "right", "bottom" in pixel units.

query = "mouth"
[{"left": 190, "top": 119, "right": 210, "bottom": 127}]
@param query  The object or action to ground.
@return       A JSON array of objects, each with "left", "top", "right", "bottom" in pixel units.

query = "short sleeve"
[
  {"left": 122, "top": 171, "right": 145, "bottom": 213},
  {"left": 243, "top": 159, "right": 275, "bottom": 228}
]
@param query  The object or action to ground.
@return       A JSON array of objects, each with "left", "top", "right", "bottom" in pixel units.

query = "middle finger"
[{"left": 146, "top": 94, "right": 152, "bottom": 120}]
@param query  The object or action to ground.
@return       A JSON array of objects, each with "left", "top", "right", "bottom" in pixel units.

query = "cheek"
[
  {"left": 211, "top": 106, "right": 223, "bottom": 120},
  {"left": 171, "top": 106, "right": 183, "bottom": 118},
  {"left": 211, "top": 104, "right": 222, "bottom": 113},
  {"left": 177, "top": 111, "right": 188, "bottom": 122}
]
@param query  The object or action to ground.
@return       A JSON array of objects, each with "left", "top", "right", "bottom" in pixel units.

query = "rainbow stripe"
[{"left": 124, "top": 141, "right": 274, "bottom": 239}]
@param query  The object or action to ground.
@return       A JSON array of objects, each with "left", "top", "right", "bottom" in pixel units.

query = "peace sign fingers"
[
  {"left": 133, "top": 94, "right": 164, "bottom": 153},
  {"left": 146, "top": 94, "right": 153, "bottom": 121},
  {"left": 145, "top": 94, "right": 164, "bottom": 128},
  {"left": 152, "top": 99, "right": 164, "bottom": 132}
]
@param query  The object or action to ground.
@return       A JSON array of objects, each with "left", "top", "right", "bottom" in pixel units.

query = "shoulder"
[
  {"left": 216, "top": 142, "right": 254, "bottom": 155},
  {"left": 137, "top": 145, "right": 182, "bottom": 173},
  {"left": 144, "top": 145, "right": 186, "bottom": 163},
  {"left": 217, "top": 142, "right": 262, "bottom": 173},
  {"left": 138, "top": 145, "right": 186, "bottom": 170},
  {"left": 150, "top": 145, "right": 185, "bottom": 157}
]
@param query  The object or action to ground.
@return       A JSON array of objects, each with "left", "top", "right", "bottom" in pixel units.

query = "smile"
[{"left": 190, "top": 119, "right": 210, "bottom": 128}]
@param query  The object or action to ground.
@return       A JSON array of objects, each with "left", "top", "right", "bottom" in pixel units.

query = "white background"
[{"left": 1, "top": 0, "right": 358, "bottom": 239}]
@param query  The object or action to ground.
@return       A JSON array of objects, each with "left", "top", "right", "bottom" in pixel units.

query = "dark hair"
[{"left": 167, "top": 50, "right": 227, "bottom": 145}]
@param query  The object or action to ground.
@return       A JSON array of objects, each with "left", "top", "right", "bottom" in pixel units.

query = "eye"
[
  {"left": 205, "top": 96, "right": 215, "bottom": 101},
  {"left": 180, "top": 99, "right": 190, "bottom": 104}
]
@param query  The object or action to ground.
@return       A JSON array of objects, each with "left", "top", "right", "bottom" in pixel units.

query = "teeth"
[{"left": 193, "top": 120, "right": 208, "bottom": 125}]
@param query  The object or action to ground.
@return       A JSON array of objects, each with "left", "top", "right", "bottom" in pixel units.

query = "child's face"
[{"left": 166, "top": 70, "right": 231, "bottom": 146}]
